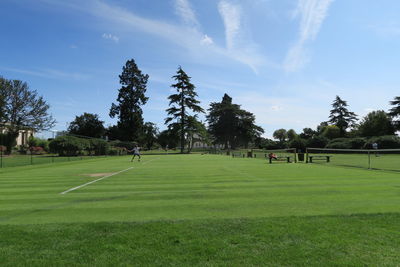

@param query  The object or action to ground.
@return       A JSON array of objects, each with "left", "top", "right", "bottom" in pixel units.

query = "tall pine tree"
[
  {"left": 389, "top": 96, "right": 400, "bottom": 130},
  {"left": 165, "top": 67, "right": 204, "bottom": 153},
  {"left": 109, "top": 59, "right": 149, "bottom": 141},
  {"left": 328, "top": 96, "right": 357, "bottom": 137}
]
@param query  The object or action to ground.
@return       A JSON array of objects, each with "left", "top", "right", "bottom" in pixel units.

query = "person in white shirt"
[{"left": 129, "top": 145, "right": 141, "bottom": 162}]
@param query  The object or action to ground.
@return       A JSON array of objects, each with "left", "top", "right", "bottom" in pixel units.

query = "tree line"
[
  {"left": 266, "top": 95, "right": 400, "bottom": 151},
  {"left": 1, "top": 58, "right": 399, "bottom": 154},
  {"left": 0, "top": 59, "right": 264, "bottom": 154}
]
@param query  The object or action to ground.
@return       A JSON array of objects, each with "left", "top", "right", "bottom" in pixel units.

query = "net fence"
[
  {"left": 0, "top": 131, "right": 128, "bottom": 169},
  {"left": 306, "top": 147, "right": 400, "bottom": 172}
]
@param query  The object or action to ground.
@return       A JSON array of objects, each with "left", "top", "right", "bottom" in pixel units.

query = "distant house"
[{"left": 0, "top": 123, "right": 34, "bottom": 147}]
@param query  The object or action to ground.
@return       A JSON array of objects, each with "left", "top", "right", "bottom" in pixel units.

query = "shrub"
[
  {"left": 0, "top": 132, "right": 18, "bottom": 154},
  {"left": 322, "top": 125, "right": 341, "bottom": 139},
  {"left": 288, "top": 137, "right": 306, "bottom": 153},
  {"left": 30, "top": 146, "right": 44, "bottom": 155},
  {"left": 109, "top": 141, "right": 135, "bottom": 151},
  {"left": 108, "top": 146, "right": 127, "bottom": 156},
  {"left": 306, "top": 136, "right": 329, "bottom": 148},
  {"left": 326, "top": 137, "right": 367, "bottom": 149},
  {"left": 364, "top": 135, "right": 400, "bottom": 149},
  {"left": 49, "top": 136, "right": 88, "bottom": 156},
  {"left": 88, "top": 139, "right": 110, "bottom": 156},
  {"left": 28, "top": 136, "right": 49, "bottom": 152}
]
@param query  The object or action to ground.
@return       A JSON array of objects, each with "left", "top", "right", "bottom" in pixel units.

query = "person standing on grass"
[
  {"left": 129, "top": 145, "right": 141, "bottom": 162},
  {"left": 372, "top": 142, "right": 379, "bottom": 157}
]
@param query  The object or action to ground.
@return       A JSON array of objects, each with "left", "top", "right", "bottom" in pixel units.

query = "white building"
[{"left": 0, "top": 123, "right": 34, "bottom": 146}]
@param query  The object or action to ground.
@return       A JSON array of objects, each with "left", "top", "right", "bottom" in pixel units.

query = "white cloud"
[
  {"left": 218, "top": 1, "right": 241, "bottom": 51},
  {"left": 102, "top": 33, "right": 119, "bottom": 43},
  {"left": 174, "top": 0, "right": 199, "bottom": 27},
  {"left": 201, "top": 34, "right": 214, "bottom": 45},
  {"left": 284, "top": 0, "right": 334, "bottom": 71},
  {"left": 0, "top": 66, "right": 90, "bottom": 80}
]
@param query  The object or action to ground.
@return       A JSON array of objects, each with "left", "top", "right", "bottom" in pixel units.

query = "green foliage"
[
  {"left": 49, "top": 136, "right": 88, "bottom": 156},
  {"left": 28, "top": 136, "right": 49, "bottom": 151},
  {"left": 141, "top": 122, "right": 159, "bottom": 150},
  {"left": 260, "top": 138, "right": 283, "bottom": 150},
  {"left": 299, "top": 128, "right": 316, "bottom": 139},
  {"left": 88, "top": 139, "right": 110, "bottom": 156},
  {"left": 364, "top": 135, "right": 400, "bottom": 149},
  {"left": 109, "top": 59, "right": 149, "bottom": 141},
  {"left": 288, "top": 136, "right": 306, "bottom": 152},
  {"left": 388, "top": 96, "right": 400, "bottom": 130},
  {"left": 110, "top": 141, "right": 136, "bottom": 151},
  {"left": 207, "top": 94, "right": 263, "bottom": 149},
  {"left": 358, "top": 110, "right": 395, "bottom": 137},
  {"left": 273, "top": 129, "right": 287, "bottom": 143},
  {"left": 322, "top": 125, "right": 341, "bottom": 139},
  {"left": 306, "top": 136, "right": 329, "bottom": 148},
  {"left": 0, "top": 77, "right": 55, "bottom": 132},
  {"left": 68, "top": 113, "right": 105, "bottom": 138},
  {"left": 184, "top": 116, "right": 208, "bottom": 152},
  {"left": 328, "top": 96, "right": 358, "bottom": 136},
  {"left": 0, "top": 132, "right": 18, "bottom": 154},
  {"left": 165, "top": 67, "right": 204, "bottom": 153},
  {"left": 287, "top": 129, "right": 297, "bottom": 141},
  {"left": 157, "top": 129, "right": 180, "bottom": 149},
  {"left": 326, "top": 137, "right": 366, "bottom": 149}
]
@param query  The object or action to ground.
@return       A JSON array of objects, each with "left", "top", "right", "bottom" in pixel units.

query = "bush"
[
  {"left": 0, "top": 132, "right": 18, "bottom": 154},
  {"left": 306, "top": 136, "right": 329, "bottom": 148},
  {"left": 88, "top": 139, "right": 110, "bottom": 156},
  {"left": 364, "top": 135, "right": 400, "bottom": 149},
  {"left": 262, "top": 139, "right": 284, "bottom": 150},
  {"left": 28, "top": 136, "right": 49, "bottom": 152},
  {"left": 30, "top": 146, "right": 44, "bottom": 155},
  {"left": 322, "top": 125, "right": 341, "bottom": 139},
  {"left": 326, "top": 137, "right": 367, "bottom": 149},
  {"left": 108, "top": 147, "right": 127, "bottom": 156},
  {"left": 109, "top": 141, "right": 135, "bottom": 151},
  {"left": 49, "top": 136, "right": 88, "bottom": 156},
  {"left": 288, "top": 137, "right": 306, "bottom": 152}
]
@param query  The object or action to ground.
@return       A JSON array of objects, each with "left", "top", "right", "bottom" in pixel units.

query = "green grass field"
[{"left": 1, "top": 154, "right": 400, "bottom": 265}]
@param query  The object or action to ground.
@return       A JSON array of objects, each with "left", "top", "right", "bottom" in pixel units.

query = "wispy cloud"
[
  {"left": 36, "top": 0, "right": 264, "bottom": 73},
  {"left": 284, "top": 0, "right": 334, "bottom": 71},
  {"left": 102, "top": 33, "right": 119, "bottom": 43},
  {"left": 0, "top": 66, "right": 90, "bottom": 80},
  {"left": 218, "top": 1, "right": 241, "bottom": 51},
  {"left": 201, "top": 34, "right": 214, "bottom": 46},
  {"left": 174, "top": 0, "right": 199, "bottom": 27}
]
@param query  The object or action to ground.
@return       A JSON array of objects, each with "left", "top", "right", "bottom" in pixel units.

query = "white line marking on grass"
[{"left": 60, "top": 157, "right": 159, "bottom": 195}]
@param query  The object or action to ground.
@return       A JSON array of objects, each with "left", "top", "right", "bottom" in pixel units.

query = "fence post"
[
  {"left": 31, "top": 151, "right": 33, "bottom": 165},
  {"left": 368, "top": 151, "right": 371, "bottom": 169}
]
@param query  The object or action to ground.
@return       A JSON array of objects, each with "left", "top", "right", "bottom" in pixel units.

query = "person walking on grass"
[{"left": 129, "top": 145, "right": 141, "bottom": 162}]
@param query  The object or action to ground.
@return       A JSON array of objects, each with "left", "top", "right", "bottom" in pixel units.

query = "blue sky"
[{"left": 1, "top": 0, "right": 399, "bottom": 138}]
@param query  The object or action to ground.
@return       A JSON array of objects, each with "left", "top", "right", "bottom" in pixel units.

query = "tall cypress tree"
[
  {"left": 109, "top": 59, "right": 149, "bottom": 141},
  {"left": 165, "top": 67, "right": 204, "bottom": 153},
  {"left": 389, "top": 96, "right": 400, "bottom": 130},
  {"left": 328, "top": 96, "right": 358, "bottom": 137}
]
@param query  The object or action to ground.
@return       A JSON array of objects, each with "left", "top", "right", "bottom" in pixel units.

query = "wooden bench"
[
  {"left": 309, "top": 155, "right": 331, "bottom": 163},
  {"left": 269, "top": 156, "right": 291, "bottom": 164}
]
